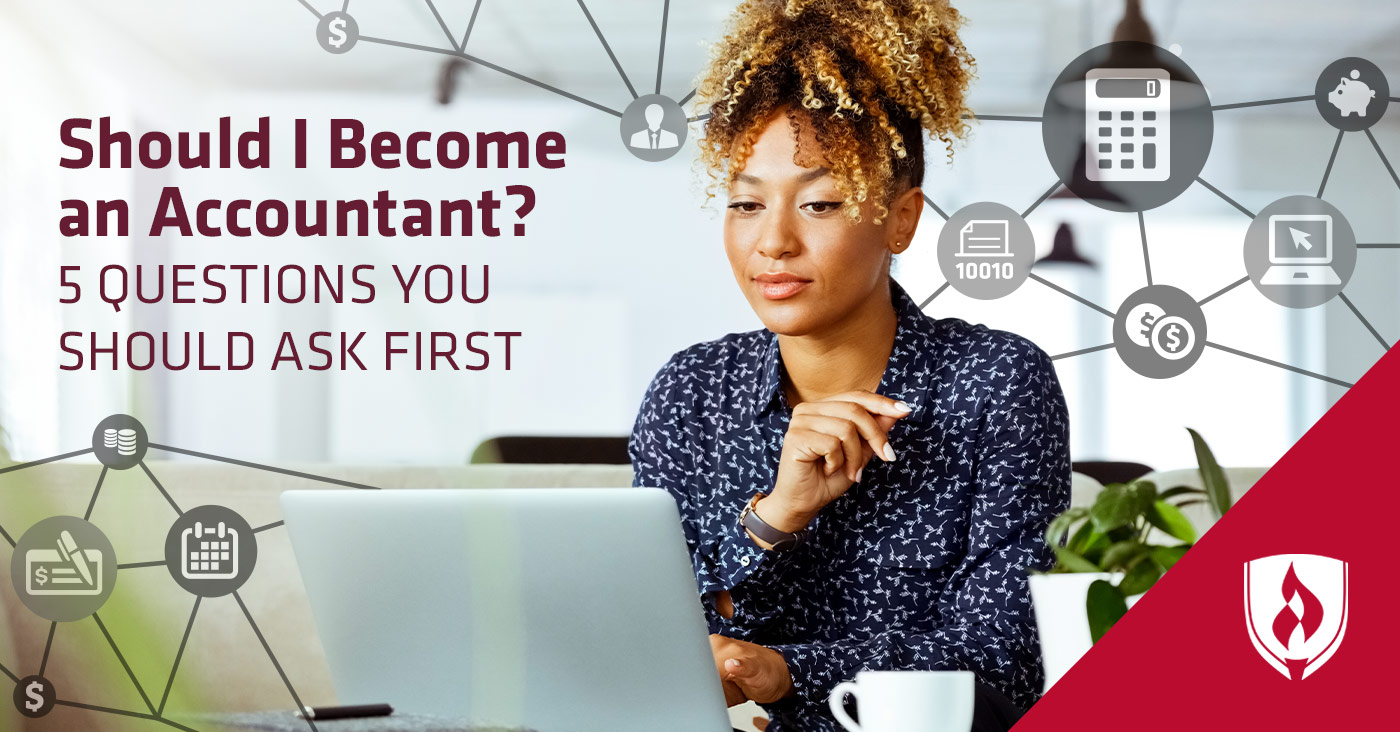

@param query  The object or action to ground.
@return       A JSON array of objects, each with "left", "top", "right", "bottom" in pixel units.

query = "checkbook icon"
[{"left": 26, "top": 530, "right": 104, "bottom": 596}]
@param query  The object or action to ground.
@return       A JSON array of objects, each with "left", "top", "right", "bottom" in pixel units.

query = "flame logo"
[
  {"left": 1271, "top": 562, "right": 1323, "bottom": 652},
  {"left": 1244, "top": 554, "right": 1347, "bottom": 681}
]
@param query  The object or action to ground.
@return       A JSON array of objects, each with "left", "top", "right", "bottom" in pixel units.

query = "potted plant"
[{"left": 1030, "top": 428, "right": 1234, "bottom": 689}]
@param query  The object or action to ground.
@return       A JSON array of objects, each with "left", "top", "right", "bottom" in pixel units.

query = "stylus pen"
[{"left": 297, "top": 703, "right": 393, "bottom": 720}]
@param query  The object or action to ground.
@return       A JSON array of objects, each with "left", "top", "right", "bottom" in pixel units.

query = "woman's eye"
[
  {"left": 803, "top": 201, "right": 843, "bottom": 214},
  {"left": 727, "top": 201, "right": 762, "bottom": 213}
]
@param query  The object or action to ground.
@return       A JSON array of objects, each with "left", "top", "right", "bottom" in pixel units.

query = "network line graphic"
[
  {"left": 3, "top": 1, "right": 1400, "bottom": 729},
  {"left": 1, "top": 415, "right": 381, "bottom": 731},
  {"left": 296, "top": 0, "right": 1399, "bottom": 388}
]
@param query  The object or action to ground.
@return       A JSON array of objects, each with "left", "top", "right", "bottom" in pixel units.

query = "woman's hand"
[
  {"left": 710, "top": 634, "right": 794, "bottom": 706},
  {"left": 759, "top": 391, "right": 912, "bottom": 532}
]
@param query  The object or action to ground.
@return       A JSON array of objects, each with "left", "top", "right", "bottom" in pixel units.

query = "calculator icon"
[
  {"left": 181, "top": 521, "right": 239, "bottom": 580},
  {"left": 1085, "top": 68, "right": 1170, "bottom": 182}
]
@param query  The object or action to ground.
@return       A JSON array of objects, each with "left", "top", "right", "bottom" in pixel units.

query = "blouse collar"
[{"left": 744, "top": 278, "right": 936, "bottom": 423}]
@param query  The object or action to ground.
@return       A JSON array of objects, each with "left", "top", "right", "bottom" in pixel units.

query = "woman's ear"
[{"left": 886, "top": 185, "right": 925, "bottom": 254}]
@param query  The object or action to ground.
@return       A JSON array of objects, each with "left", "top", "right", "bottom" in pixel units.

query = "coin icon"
[
  {"left": 317, "top": 11, "right": 359, "bottom": 54},
  {"left": 1150, "top": 315, "right": 1195, "bottom": 360},
  {"left": 92, "top": 414, "right": 147, "bottom": 469},
  {"left": 1124, "top": 303, "right": 1165, "bottom": 348},
  {"left": 1112, "top": 285, "right": 1206, "bottom": 378},
  {"left": 14, "top": 675, "right": 55, "bottom": 718}
]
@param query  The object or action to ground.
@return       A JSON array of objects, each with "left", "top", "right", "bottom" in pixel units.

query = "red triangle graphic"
[{"left": 1017, "top": 344, "right": 1398, "bottom": 729}]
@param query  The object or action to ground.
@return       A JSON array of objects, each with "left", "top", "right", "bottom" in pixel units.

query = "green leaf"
[
  {"left": 1150, "top": 545, "right": 1190, "bottom": 570},
  {"left": 1146, "top": 500, "right": 1197, "bottom": 543},
  {"left": 1187, "top": 427, "right": 1232, "bottom": 519},
  {"left": 1090, "top": 481, "right": 1156, "bottom": 533},
  {"left": 1046, "top": 507, "right": 1089, "bottom": 546},
  {"left": 1088, "top": 484, "right": 1133, "bottom": 533},
  {"left": 1053, "top": 545, "right": 1102, "bottom": 573},
  {"left": 1066, "top": 520, "right": 1094, "bottom": 552},
  {"left": 1118, "top": 558, "right": 1164, "bottom": 596},
  {"left": 1086, "top": 579, "right": 1129, "bottom": 643},
  {"left": 1098, "top": 540, "right": 1148, "bottom": 571},
  {"left": 1081, "top": 530, "right": 1110, "bottom": 563},
  {"left": 1159, "top": 485, "right": 1206, "bottom": 501}
]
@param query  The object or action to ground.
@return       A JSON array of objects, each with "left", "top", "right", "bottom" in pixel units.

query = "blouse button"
[{"left": 740, "top": 555, "right": 751, "bottom": 566}]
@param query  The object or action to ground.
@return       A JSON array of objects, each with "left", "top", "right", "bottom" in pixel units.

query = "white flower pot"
[{"left": 1028, "top": 573, "right": 1142, "bottom": 692}]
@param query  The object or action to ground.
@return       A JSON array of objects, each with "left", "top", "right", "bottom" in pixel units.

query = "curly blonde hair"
[{"left": 695, "top": 0, "right": 975, "bottom": 224}]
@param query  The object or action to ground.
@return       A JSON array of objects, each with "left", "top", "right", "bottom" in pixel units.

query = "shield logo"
[{"left": 1243, "top": 553, "right": 1348, "bottom": 680}]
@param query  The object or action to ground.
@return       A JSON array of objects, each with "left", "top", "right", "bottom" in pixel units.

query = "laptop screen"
[{"left": 1271, "top": 216, "right": 1332, "bottom": 264}]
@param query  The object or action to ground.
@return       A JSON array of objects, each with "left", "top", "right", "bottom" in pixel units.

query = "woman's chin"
[{"left": 751, "top": 303, "right": 823, "bottom": 337}]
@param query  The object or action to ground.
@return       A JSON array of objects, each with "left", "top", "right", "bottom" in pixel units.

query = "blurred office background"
[{"left": 0, "top": 0, "right": 1396, "bottom": 472}]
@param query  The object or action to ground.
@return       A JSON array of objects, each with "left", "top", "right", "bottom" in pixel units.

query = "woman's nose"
[{"left": 754, "top": 210, "right": 801, "bottom": 260}]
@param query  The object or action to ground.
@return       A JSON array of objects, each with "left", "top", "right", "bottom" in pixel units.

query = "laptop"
[
  {"left": 1260, "top": 214, "right": 1341, "bottom": 286},
  {"left": 281, "top": 488, "right": 734, "bottom": 732}
]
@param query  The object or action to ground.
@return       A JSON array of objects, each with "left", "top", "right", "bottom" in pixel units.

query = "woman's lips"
[{"left": 754, "top": 273, "right": 812, "bottom": 300}]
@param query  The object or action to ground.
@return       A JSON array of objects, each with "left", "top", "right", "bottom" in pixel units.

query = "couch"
[{"left": 0, "top": 461, "right": 1263, "bottom": 731}]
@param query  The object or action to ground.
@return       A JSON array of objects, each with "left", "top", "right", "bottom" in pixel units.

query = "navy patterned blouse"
[{"left": 628, "top": 278, "right": 1070, "bottom": 730}]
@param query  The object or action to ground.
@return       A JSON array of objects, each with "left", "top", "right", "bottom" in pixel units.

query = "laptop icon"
[{"left": 1260, "top": 214, "right": 1340, "bottom": 286}]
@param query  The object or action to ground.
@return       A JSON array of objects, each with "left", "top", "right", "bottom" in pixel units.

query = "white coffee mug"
[{"left": 827, "top": 669, "right": 974, "bottom": 732}]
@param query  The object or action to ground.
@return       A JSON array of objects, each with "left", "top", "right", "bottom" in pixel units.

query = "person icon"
[
  {"left": 619, "top": 95, "right": 687, "bottom": 161},
  {"left": 629, "top": 104, "right": 679, "bottom": 150}
]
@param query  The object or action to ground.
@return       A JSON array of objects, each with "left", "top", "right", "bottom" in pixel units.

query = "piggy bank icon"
[{"left": 1328, "top": 70, "right": 1376, "bottom": 117}]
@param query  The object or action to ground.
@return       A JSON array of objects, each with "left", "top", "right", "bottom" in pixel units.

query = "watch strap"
[{"left": 739, "top": 493, "right": 808, "bottom": 551}]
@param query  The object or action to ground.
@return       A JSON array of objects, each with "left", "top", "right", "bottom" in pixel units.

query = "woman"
[{"left": 628, "top": 1, "right": 1070, "bottom": 729}]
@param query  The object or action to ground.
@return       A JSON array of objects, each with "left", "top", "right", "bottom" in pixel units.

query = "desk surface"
[{"left": 195, "top": 711, "right": 533, "bottom": 732}]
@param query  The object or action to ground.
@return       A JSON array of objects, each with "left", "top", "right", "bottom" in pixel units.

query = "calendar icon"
[
  {"left": 1085, "top": 68, "right": 1171, "bottom": 182},
  {"left": 181, "top": 521, "right": 239, "bottom": 580}
]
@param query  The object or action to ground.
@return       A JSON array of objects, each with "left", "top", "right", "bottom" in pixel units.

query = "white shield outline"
[{"left": 1243, "top": 553, "right": 1348, "bottom": 680}]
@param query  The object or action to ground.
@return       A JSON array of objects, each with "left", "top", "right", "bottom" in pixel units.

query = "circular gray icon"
[
  {"left": 936, "top": 202, "right": 1035, "bottom": 300},
  {"left": 11, "top": 517, "right": 118, "bottom": 622},
  {"left": 1315, "top": 58, "right": 1388, "bottom": 131},
  {"left": 620, "top": 95, "right": 688, "bottom": 162},
  {"left": 92, "top": 414, "right": 147, "bottom": 470},
  {"left": 165, "top": 506, "right": 257, "bottom": 597},
  {"left": 1042, "top": 42, "right": 1213, "bottom": 212},
  {"left": 1113, "top": 285, "right": 1207, "bottom": 379},
  {"left": 316, "top": 11, "right": 359, "bottom": 54},
  {"left": 14, "top": 675, "right": 55, "bottom": 718},
  {"left": 1244, "top": 196, "right": 1356, "bottom": 309}
]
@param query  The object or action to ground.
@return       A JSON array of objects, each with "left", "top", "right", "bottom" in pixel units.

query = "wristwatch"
[{"left": 738, "top": 493, "right": 809, "bottom": 551}]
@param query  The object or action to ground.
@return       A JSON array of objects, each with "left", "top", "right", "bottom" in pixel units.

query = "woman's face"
[{"left": 723, "top": 110, "right": 920, "bottom": 337}]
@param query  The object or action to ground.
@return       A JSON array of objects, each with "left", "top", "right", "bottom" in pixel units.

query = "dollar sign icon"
[
  {"left": 15, "top": 675, "right": 54, "bottom": 718},
  {"left": 1139, "top": 311, "right": 1156, "bottom": 342},
  {"left": 1150, "top": 316, "right": 1195, "bottom": 360},
  {"left": 33, "top": 566, "right": 47, "bottom": 587},
  {"left": 25, "top": 681, "right": 42, "bottom": 713},
  {"left": 317, "top": 12, "right": 359, "bottom": 54},
  {"left": 1163, "top": 324, "right": 1183, "bottom": 353},
  {"left": 1124, "top": 303, "right": 1164, "bottom": 348},
  {"left": 328, "top": 19, "right": 347, "bottom": 47}
]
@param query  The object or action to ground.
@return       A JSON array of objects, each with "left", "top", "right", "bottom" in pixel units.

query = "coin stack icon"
[
  {"left": 116, "top": 429, "right": 138, "bottom": 456},
  {"left": 102, "top": 429, "right": 118, "bottom": 452}
]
